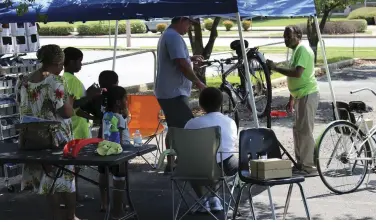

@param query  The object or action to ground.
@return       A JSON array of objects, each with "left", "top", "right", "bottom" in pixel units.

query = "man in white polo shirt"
[{"left": 184, "top": 87, "right": 238, "bottom": 213}]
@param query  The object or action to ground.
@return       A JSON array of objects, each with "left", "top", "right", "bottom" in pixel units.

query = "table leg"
[
  {"left": 124, "top": 161, "right": 138, "bottom": 219},
  {"left": 104, "top": 167, "right": 112, "bottom": 220}
]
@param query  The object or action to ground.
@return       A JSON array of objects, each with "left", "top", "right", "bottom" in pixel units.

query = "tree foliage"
[
  {"left": 307, "top": 0, "right": 363, "bottom": 63},
  {"left": 3, "top": 0, "right": 34, "bottom": 15}
]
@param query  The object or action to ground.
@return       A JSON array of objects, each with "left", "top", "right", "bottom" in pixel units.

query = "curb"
[
  {"left": 39, "top": 34, "right": 376, "bottom": 39},
  {"left": 270, "top": 58, "right": 359, "bottom": 88}
]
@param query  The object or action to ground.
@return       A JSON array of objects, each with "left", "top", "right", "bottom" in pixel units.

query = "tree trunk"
[
  {"left": 306, "top": 10, "right": 330, "bottom": 64},
  {"left": 188, "top": 17, "right": 221, "bottom": 84}
]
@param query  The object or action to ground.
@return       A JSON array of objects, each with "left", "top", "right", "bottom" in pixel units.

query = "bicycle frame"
[
  {"left": 218, "top": 49, "right": 266, "bottom": 104},
  {"left": 326, "top": 88, "right": 376, "bottom": 168}
]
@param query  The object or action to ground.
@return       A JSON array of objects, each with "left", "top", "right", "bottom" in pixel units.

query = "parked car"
[{"left": 143, "top": 18, "right": 204, "bottom": 33}]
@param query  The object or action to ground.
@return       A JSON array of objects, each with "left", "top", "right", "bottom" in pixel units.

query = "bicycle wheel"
[
  {"left": 316, "top": 120, "right": 371, "bottom": 194},
  {"left": 245, "top": 57, "right": 272, "bottom": 118},
  {"left": 220, "top": 87, "right": 240, "bottom": 131}
]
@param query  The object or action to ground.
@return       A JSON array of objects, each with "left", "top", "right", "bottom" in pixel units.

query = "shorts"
[
  {"left": 157, "top": 95, "right": 194, "bottom": 128},
  {"left": 98, "top": 162, "right": 126, "bottom": 177}
]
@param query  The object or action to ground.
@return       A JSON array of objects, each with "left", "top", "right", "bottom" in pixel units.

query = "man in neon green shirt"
[
  {"left": 267, "top": 25, "right": 319, "bottom": 175},
  {"left": 63, "top": 47, "right": 92, "bottom": 139}
]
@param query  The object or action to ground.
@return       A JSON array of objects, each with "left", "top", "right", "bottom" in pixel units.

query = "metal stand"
[{"left": 279, "top": 141, "right": 299, "bottom": 168}]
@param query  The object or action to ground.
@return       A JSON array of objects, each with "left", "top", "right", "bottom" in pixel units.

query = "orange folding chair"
[{"left": 127, "top": 94, "right": 166, "bottom": 168}]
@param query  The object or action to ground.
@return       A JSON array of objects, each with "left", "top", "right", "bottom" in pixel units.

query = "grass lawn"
[
  {"left": 206, "top": 72, "right": 284, "bottom": 88},
  {"left": 249, "top": 17, "right": 347, "bottom": 27},
  {"left": 260, "top": 46, "right": 376, "bottom": 66},
  {"left": 38, "top": 16, "right": 348, "bottom": 28},
  {"left": 136, "top": 46, "right": 376, "bottom": 63}
]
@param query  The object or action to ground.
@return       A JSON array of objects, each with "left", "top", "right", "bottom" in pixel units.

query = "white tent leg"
[
  {"left": 112, "top": 20, "right": 119, "bottom": 71},
  {"left": 126, "top": 20, "right": 131, "bottom": 47},
  {"left": 108, "top": 20, "right": 111, "bottom": 47},
  {"left": 236, "top": 13, "right": 259, "bottom": 128},
  {"left": 313, "top": 16, "right": 338, "bottom": 119}
]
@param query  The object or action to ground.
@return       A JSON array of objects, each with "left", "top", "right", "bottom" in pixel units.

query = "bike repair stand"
[{"left": 279, "top": 141, "right": 299, "bottom": 169}]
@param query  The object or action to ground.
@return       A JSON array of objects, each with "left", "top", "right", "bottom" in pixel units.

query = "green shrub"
[
  {"left": 242, "top": 20, "right": 252, "bottom": 31},
  {"left": 223, "top": 20, "right": 234, "bottom": 31},
  {"left": 77, "top": 22, "right": 142, "bottom": 35},
  {"left": 297, "top": 20, "right": 367, "bottom": 35},
  {"left": 348, "top": 7, "right": 376, "bottom": 25},
  {"left": 38, "top": 25, "right": 74, "bottom": 36},
  {"left": 156, "top": 23, "right": 167, "bottom": 33},
  {"left": 204, "top": 19, "right": 214, "bottom": 31},
  {"left": 130, "top": 20, "right": 147, "bottom": 34}
]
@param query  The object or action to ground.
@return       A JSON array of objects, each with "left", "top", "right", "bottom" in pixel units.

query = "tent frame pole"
[
  {"left": 313, "top": 16, "right": 338, "bottom": 120},
  {"left": 236, "top": 13, "right": 259, "bottom": 128},
  {"left": 112, "top": 20, "right": 119, "bottom": 71}
]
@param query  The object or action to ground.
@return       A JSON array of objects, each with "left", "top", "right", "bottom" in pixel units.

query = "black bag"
[{"left": 15, "top": 121, "right": 61, "bottom": 150}]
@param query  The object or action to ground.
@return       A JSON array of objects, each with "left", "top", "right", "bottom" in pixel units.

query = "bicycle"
[
  {"left": 200, "top": 40, "right": 272, "bottom": 129},
  {"left": 0, "top": 53, "right": 27, "bottom": 67},
  {"left": 316, "top": 87, "right": 376, "bottom": 194}
]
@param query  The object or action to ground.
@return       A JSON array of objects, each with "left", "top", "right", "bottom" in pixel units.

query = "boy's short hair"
[
  {"left": 98, "top": 70, "right": 119, "bottom": 89},
  {"left": 199, "top": 87, "right": 223, "bottom": 113},
  {"left": 63, "top": 47, "right": 83, "bottom": 66}
]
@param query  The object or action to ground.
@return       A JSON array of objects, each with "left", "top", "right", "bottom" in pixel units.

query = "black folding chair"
[{"left": 233, "top": 128, "right": 311, "bottom": 220}]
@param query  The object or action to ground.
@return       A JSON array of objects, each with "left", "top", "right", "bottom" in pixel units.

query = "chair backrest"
[
  {"left": 127, "top": 94, "right": 164, "bottom": 136},
  {"left": 239, "top": 128, "right": 282, "bottom": 172},
  {"left": 169, "top": 126, "right": 222, "bottom": 180},
  {"left": 332, "top": 101, "right": 356, "bottom": 124}
]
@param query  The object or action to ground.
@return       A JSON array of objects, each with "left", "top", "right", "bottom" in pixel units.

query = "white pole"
[
  {"left": 126, "top": 20, "right": 131, "bottom": 47},
  {"left": 108, "top": 21, "right": 111, "bottom": 47},
  {"left": 112, "top": 20, "right": 119, "bottom": 71},
  {"left": 314, "top": 16, "right": 339, "bottom": 120},
  {"left": 286, "top": 48, "right": 290, "bottom": 63},
  {"left": 236, "top": 13, "right": 259, "bottom": 128}
]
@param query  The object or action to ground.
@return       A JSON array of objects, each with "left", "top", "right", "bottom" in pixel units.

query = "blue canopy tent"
[
  {"left": 0, "top": 1, "right": 336, "bottom": 218},
  {"left": 0, "top": 0, "right": 337, "bottom": 126}
]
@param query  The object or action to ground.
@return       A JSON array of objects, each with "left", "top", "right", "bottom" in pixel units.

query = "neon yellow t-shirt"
[
  {"left": 287, "top": 43, "right": 318, "bottom": 99},
  {"left": 63, "top": 72, "right": 91, "bottom": 139}
]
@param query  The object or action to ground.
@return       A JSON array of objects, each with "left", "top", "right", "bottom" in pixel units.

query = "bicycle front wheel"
[
  {"left": 220, "top": 87, "right": 240, "bottom": 131},
  {"left": 247, "top": 57, "right": 272, "bottom": 118},
  {"left": 316, "top": 120, "right": 371, "bottom": 194}
]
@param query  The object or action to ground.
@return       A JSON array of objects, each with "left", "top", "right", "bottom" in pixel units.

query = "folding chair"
[
  {"left": 233, "top": 128, "right": 310, "bottom": 220},
  {"left": 168, "top": 126, "right": 238, "bottom": 220},
  {"left": 127, "top": 94, "right": 166, "bottom": 168}
]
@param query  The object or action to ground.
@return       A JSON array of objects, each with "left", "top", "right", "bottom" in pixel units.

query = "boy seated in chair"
[{"left": 184, "top": 87, "right": 239, "bottom": 213}]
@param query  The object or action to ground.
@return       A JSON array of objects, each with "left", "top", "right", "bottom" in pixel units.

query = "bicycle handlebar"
[
  {"left": 199, "top": 56, "right": 238, "bottom": 68},
  {"left": 350, "top": 87, "right": 376, "bottom": 96}
]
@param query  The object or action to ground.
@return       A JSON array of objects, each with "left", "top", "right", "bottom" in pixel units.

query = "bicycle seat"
[
  {"left": 230, "top": 40, "right": 249, "bottom": 55},
  {"left": 349, "top": 101, "right": 371, "bottom": 113}
]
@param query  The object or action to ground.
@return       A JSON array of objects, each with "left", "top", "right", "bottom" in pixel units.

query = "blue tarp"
[{"left": 0, "top": 0, "right": 316, "bottom": 23}]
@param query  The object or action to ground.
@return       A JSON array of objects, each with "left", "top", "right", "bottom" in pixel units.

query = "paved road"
[
  {"left": 24, "top": 50, "right": 287, "bottom": 89},
  {"left": 40, "top": 36, "right": 376, "bottom": 48}
]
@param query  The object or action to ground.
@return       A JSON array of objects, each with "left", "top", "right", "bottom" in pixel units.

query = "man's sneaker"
[
  {"left": 191, "top": 198, "right": 210, "bottom": 213},
  {"left": 209, "top": 196, "right": 224, "bottom": 212},
  {"left": 292, "top": 165, "right": 302, "bottom": 173},
  {"left": 293, "top": 167, "right": 318, "bottom": 177}
]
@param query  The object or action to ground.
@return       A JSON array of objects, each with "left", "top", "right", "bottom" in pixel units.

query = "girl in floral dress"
[{"left": 17, "top": 44, "right": 77, "bottom": 220}]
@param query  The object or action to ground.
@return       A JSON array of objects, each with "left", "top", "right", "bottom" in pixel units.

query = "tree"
[
  {"left": 307, "top": 0, "right": 363, "bottom": 64},
  {"left": 188, "top": 18, "right": 221, "bottom": 84},
  {"left": 3, "top": 0, "right": 35, "bottom": 15}
]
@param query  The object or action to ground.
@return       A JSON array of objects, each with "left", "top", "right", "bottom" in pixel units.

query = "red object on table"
[
  {"left": 270, "top": 110, "right": 288, "bottom": 117},
  {"left": 63, "top": 138, "right": 104, "bottom": 158}
]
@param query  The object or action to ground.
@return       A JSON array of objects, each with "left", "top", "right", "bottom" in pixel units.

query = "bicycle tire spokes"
[{"left": 316, "top": 121, "right": 370, "bottom": 194}]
